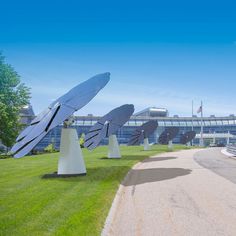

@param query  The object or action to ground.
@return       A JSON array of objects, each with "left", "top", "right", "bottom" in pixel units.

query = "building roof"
[{"left": 19, "top": 104, "right": 35, "bottom": 117}]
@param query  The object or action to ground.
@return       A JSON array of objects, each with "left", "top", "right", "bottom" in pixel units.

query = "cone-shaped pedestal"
[
  {"left": 58, "top": 128, "right": 86, "bottom": 175},
  {"left": 108, "top": 135, "right": 121, "bottom": 158},
  {"left": 168, "top": 140, "right": 173, "bottom": 150},
  {"left": 144, "top": 138, "right": 151, "bottom": 151}
]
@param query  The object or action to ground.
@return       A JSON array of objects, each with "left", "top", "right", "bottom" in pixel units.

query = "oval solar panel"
[
  {"left": 180, "top": 131, "right": 196, "bottom": 144},
  {"left": 84, "top": 104, "right": 134, "bottom": 150},
  {"left": 158, "top": 127, "right": 179, "bottom": 145},
  {"left": 11, "top": 73, "right": 110, "bottom": 158},
  {"left": 128, "top": 120, "right": 158, "bottom": 146}
]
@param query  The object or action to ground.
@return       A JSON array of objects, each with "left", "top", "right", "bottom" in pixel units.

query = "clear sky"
[{"left": 1, "top": 0, "right": 236, "bottom": 117}]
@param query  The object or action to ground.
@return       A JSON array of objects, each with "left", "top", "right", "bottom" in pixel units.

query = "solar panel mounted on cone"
[
  {"left": 11, "top": 73, "right": 110, "bottom": 158},
  {"left": 180, "top": 131, "right": 196, "bottom": 144},
  {"left": 128, "top": 129, "right": 144, "bottom": 146},
  {"left": 128, "top": 120, "right": 158, "bottom": 146},
  {"left": 158, "top": 127, "right": 179, "bottom": 145},
  {"left": 84, "top": 104, "right": 135, "bottom": 150}
]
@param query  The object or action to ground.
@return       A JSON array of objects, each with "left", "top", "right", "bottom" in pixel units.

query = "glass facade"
[{"left": 34, "top": 115, "right": 236, "bottom": 150}]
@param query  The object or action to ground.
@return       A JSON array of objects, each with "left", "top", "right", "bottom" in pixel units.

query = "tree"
[{"left": 0, "top": 52, "right": 31, "bottom": 149}]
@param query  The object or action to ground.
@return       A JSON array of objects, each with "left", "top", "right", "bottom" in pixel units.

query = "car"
[{"left": 217, "top": 143, "right": 225, "bottom": 147}]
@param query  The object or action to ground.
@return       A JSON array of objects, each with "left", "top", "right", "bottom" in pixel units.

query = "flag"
[{"left": 197, "top": 106, "right": 202, "bottom": 113}]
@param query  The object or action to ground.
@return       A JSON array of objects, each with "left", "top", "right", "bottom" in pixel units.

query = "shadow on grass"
[
  {"left": 122, "top": 168, "right": 192, "bottom": 186},
  {"left": 42, "top": 172, "right": 86, "bottom": 179},
  {"left": 100, "top": 154, "right": 151, "bottom": 161},
  {"left": 99, "top": 153, "right": 179, "bottom": 161},
  {"left": 142, "top": 156, "right": 177, "bottom": 163},
  {"left": 41, "top": 166, "right": 131, "bottom": 182},
  {"left": 99, "top": 157, "right": 119, "bottom": 160}
]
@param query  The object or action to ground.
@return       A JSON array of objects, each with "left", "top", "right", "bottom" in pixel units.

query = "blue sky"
[{"left": 1, "top": 0, "right": 236, "bottom": 117}]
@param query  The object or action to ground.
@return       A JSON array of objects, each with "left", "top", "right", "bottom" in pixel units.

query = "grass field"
[{"left": 0, "top": 145, "right": 191, "bottom": 236}]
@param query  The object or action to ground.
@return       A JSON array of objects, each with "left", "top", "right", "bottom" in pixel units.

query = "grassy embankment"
[{"left": 0, "top": 145, "right": 192, "bottom": 235}]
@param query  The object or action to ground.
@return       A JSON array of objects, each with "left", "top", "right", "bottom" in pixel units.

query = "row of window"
[
  {"left": 73, "top": 119, "right": 236, "bottom": 127},
  {"left": 36, "top": 123, "right": 236, "bottom": 151}
]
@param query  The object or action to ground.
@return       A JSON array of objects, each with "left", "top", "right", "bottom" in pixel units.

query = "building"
[
  {"left": 19, "top": 104, "right": 35, "bottom": 125},
  {"left": 34, "top": 107, "right": 236, "bottom": 150},
  {"left": 134, "top": 107, "right": 169, "bottom": 117}
]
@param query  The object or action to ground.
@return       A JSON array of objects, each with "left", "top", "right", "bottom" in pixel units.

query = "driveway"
[{"left": 102, "top": 148, "right": 236, "bottom": 236}]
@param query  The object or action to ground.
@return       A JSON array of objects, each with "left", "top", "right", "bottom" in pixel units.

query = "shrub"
[{"left": 44, "top": 144, "right": 55, "bottom": 153}]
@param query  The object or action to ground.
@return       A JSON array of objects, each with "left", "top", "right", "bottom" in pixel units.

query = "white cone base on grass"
[
  {"left": 108, "top": 135, "right": 121, "bottom": 158},
  {"left": 168, "top": 140, "right": 173, "bottom": 150},
  {"left": 58, "top": 128, "right": 86, "bottom": 175},
  {"left": 144, "top": 138, "right": 151, "bottom": 151}
]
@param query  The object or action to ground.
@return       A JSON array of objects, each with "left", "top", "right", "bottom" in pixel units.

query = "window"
[
  {"left": 210, "top": 120, "right": 217, "bottom": 126},
  {"left": 179, "top": 121, "right": 187, "bottom": 127},
  {"left": 172, "top": 121, "right": 180, "bottom": 126},
  {"left": 158, "top": 121, "right": 165, "bottom": 126},
  {"left": 222, "top": 120, "right": 229, "bottom": 125},
  {"left": 164, "top": 121, "right": 172, "bottom": 126},
  {"left": 192, "top": 121, "right": 200, "bottom": 126},
  {"left": 204, "top": 120, "right": 211, "bottom": 126}
]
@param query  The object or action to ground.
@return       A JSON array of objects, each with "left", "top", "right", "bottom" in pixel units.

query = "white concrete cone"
[
  {"left": 227, "top": 131, "right": 230, "bottom": 145},
  {"left": 213, "top": 132, "right": 216, "bottom": 144},
  {"left": 108, "top": 135, "right": 121, "bottom": 158},
  {"left": 58, "top": 128, "right": 86, "bottom": 175},
  {"left": 144, "top": 138, "right": 151, "bottom": 151},
  {"left": 168, "top": 140, "right": 173, "bottom": 150}
]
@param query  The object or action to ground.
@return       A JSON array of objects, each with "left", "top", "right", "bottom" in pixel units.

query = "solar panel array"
[
  {"left": 11, "top": 73, "right": 110, "bottom": 158},
  {"left": 158, "top": 127, "right": 179, "bottom": 145},
  {"left": 128, "top": 120, "right": 158, "bottom": 145},
  {"left": 84, "top": 104, "right": 134, "bottom": 150},
  {"left": 180, "top": 131, "right": 196, "bottom": 144}
]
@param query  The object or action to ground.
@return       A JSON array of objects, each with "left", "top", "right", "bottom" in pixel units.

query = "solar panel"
[
  {"left": 180, "top": 131, "right": 196, "bottom": 144},
  {"left": 84, "top": 104, "right": 134, "bottom": 150},
  {"left": 11, "top": 73, "right": 110, "bottom": 158},
  {"left": 158, "top": 127, "right": 179, "bottom": 145},
  {"left": 128, "top": 120, "right": 158, "bottom": 146}
]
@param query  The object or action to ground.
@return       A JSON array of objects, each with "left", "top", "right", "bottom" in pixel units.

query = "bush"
[
  {"left": 44, "top": 144, "right": 56, "bottom": 153},
  {"left": 79, "top": 133, "right": 85, "bottom": 148},
  {"left": 0, "top": 154, "right": 12, "bottom": 159}
]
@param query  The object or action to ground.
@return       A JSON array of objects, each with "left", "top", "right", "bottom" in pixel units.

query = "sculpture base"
[
  {"left": 168, "top": 140, "right": 173, "bottom": 150},
  {"left": 108, "top": 135, "right": 121, "bottom": 158},
  {"left": 58, "top": 128, "right": 86, "bottom": 175},
  {"left": 144, "top": 138, "right": 151, "bottom": 151}
]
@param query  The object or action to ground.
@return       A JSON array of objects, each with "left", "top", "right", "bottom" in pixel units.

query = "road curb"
[
  {"left": 101, "top": 161, "right": 143, "bottom": 236},
  {"left": 221, "top": 148, "right": 236, "bottom": 160}
]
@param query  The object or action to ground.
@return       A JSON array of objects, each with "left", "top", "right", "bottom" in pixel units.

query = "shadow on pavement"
[{"left": 122, "top": 168, "right": 192, "bottom": 186}]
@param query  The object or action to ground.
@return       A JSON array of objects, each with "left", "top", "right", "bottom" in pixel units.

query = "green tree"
[{"left": 0, "top": 52, "right": 30, "bottom": 149}]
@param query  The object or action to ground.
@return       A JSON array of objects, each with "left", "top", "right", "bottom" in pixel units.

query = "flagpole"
[
  {"left": 191, "top": 100, "right": 194, "bottom": 131},
  {"left": 191, "top": 100, "right": 194, "bottom": 146},
  {"left": 200, "top": 101, "right": 203, "bottom": 146}
]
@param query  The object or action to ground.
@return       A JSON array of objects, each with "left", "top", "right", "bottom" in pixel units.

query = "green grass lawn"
[{"left": 0, "top": 145, "right": 191, "bottom": 236}]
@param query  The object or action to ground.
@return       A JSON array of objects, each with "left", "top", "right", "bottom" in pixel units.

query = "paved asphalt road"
[
  {"left": 194, "top": 147, "right": 236, "bottom": 184},
  {"left": 102, "top": 148, "right": 236, "bottom": 236}
]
